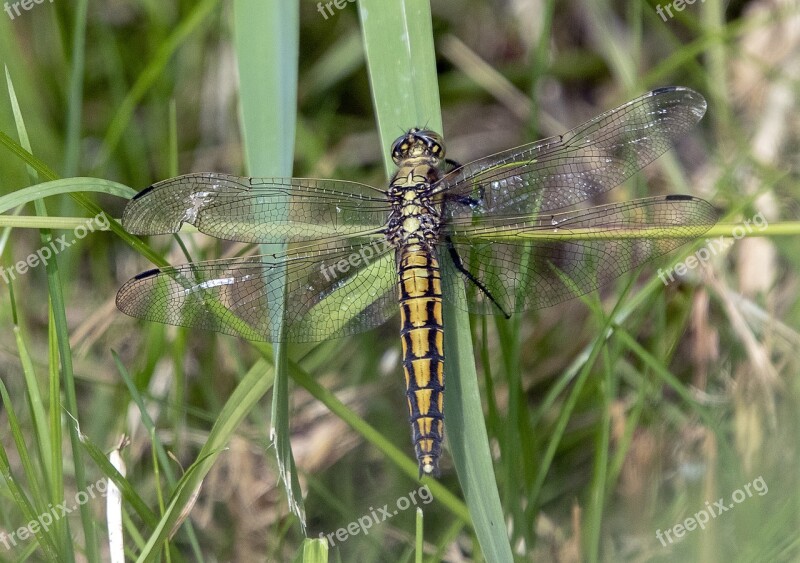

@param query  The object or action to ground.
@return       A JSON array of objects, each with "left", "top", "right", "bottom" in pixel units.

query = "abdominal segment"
[{"left": 398, "top": 244, "right": 445, "bottom": 477}]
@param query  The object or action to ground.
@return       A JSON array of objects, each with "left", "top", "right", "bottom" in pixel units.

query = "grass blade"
[
  {"left": 134, "top": 358, "right": 276, "bottom": 560},
  {"left": 13, "top": 324, "right": 52, "bottom": 486},
  {"left": 0, "top": 377, "right": 60, "bottom": 559},
  {"left": 0, "top": 178, "right": 134, "bottom": 213},
  {"left": 302, "top": 537, "right": 328, "bottom": 562},
  {"left": 6, "top": 66, "right": 90, "bottom": 561},
  {"left": 358, "top": 1, "right": 512, "bottom": 560},
  {"left": 233, "top": 0, "right": 305, "bottom": 530},
  {"left": 93, "top": 0, "right": 219, "bottom": 170},
  {"left": 62, "top": 0, "right": 88, "bottom": 176}
]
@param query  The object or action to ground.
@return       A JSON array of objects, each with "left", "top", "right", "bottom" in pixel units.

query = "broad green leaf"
[{"left": 358, "top": 1, "right": 512, "bottom": 560}]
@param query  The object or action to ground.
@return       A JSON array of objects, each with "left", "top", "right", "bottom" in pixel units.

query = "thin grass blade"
[
  {"left": 233, "top": 0, "right": 305, "bottom": 531},
  {"left": 358, "top": 1, "right": 512, "bottom": 559},
  {"left": 6, "top": 68, "right": 90, "bottom": 561},
  {"left": 133, "top": 358, "right": 276, "bottom": 560},
  {"left": 302, "top": 538, "right": 329, "bottom": 562}
]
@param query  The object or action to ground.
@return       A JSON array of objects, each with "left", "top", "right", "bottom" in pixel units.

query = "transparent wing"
[
  {"left": 123, "top": 173, "right": 391, "bottom": 244},
  {"left": 441, "top": 196, "right": 719, "bottom": 315},
  {"left": 435, "top": 87, "right": 707, "bottom": 220},
  {"left": 116, "top": 238, "right": 398, "bottom": 342}
]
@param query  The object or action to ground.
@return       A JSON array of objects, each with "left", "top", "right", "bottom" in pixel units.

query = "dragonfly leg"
[
  {"left": 445, "top": 184, "right": 486, "bottom": 210},
  {"left": 444, "top": 158, "right": 462, "bottom": 173},
  {"left": 444, "top": 235, "right": 511, "bottom": 319}
]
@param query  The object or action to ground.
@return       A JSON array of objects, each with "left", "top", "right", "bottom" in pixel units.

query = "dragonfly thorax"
[{"left": 386, "top": 162, "right": 443, "bottom": 247}]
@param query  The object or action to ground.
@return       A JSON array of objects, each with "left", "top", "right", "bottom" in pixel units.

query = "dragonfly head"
[{"left": 391, "top": 128, "right": 446, "bottom": 164}]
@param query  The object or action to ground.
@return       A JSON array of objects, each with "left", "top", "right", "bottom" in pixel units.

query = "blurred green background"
[{"left": 0, "top": 0, "right": 799, "bottom": 561}]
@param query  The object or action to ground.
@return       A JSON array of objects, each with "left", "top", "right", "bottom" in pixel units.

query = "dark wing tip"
[
  {"left": 116, "top": 268, "right": 161, "bottom": 315},
  {"left": 133, "top": 268, "right": 161, "bottom": 280},
  {"left": 131, "top": 184, "right": 157, "bottom": 201},
  {"left": 115, "top": 280, "right": 139, "bottom": 317},
  {"left": 122, "top": 182, "right": 184, "bottom": 235},
  {"left": 651, "top": 85, "right": 682, "bottom": 95},
  {"left": 650, "top": 85, "right": 707, "bottom": 121},
  {"left": 665, "top": 194, "right": 721, "bottom": 225},
  {"left": 650, "top": 85, "right": 699, "bottom": 98}
]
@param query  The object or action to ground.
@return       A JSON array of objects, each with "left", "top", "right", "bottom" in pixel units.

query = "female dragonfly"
[{"left": 117, "top": 86, "right": 718, "bottom": 477}]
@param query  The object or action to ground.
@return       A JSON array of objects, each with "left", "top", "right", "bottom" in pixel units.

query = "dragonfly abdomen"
[{"left": 398, "top": 243, "right": 445, "bottom": 477}]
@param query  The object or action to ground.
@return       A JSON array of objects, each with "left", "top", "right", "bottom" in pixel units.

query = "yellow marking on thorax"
[{"left": 402, "top": 217, "right": 421, "bottom": 234}]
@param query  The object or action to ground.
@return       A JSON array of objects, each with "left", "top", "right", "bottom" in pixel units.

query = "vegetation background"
[{"left": 0, "top": 0, "right": 798, "bottom": 561}]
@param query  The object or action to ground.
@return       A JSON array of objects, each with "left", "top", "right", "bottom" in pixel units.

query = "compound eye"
[
  {"left": 418, "top": 130, "right": 445, "bottom": 159},
  {"left": 391, "top": 135, "right": 409, "bottom": 163}
]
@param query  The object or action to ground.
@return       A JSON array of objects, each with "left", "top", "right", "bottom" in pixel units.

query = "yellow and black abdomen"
[{"left": 398, "top": 243, "right": 445, "bottom": 477}]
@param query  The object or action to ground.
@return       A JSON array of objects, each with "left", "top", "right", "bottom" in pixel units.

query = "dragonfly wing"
[
  {"left": 123, "top": 173, "right": 390, "bottom": 244},
  {"left": 441, "top": 196, "right": 719, "bottom": 315},
  {"left": 116, "top": 238, "right": 398, "bottom": 342},
  {"left": 435, "top": 87, "right": 706, "bottom": 218}
]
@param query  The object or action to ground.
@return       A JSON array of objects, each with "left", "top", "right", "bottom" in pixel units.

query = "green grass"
[{"left": 0, "top": 0, "right": 799, "bottom": 561}]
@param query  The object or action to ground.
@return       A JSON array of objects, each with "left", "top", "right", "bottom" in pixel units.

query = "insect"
[{"left": 116, "top": 86, "right": 718, "bottom": 477}]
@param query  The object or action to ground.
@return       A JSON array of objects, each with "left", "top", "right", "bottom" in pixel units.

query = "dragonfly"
[{"left": 116, "top": 86, "right": 718, "bottom": 478}]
